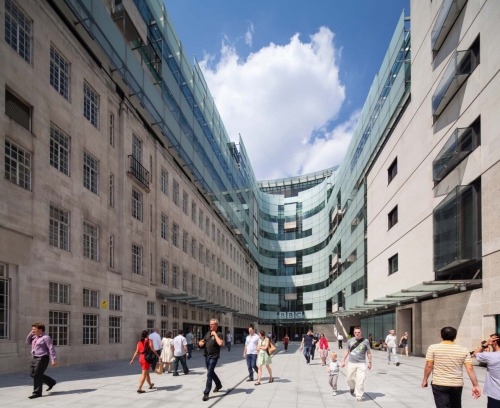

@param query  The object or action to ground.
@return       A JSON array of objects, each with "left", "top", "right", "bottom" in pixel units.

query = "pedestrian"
[
  {"left": 421, "top": 326, "right": 481, "bottom": 407},
  {"left": 243, "top": 325, "right": 260, "bottom": 382},
  {"left": 26, "top": 323, "right": 57, "bottom": 399},
  {"left": 160, "top": 331, "right": 174, "bottom": 373},
  {"left": 337, "top": 332, "right": 344, "bottom": 349},
  {"left": 255, "top": 329, "right": 273, "bottom": 385},
  {"left": 283, "top": 333, "right": 290, "bottom": 351},
  {"left": 385, "top": 329, "right": 400, "bottom": 366},
  {"left": 186, "top": 328, "right": 194, "bottom": 359},
  {"left": 399, "top": 331, "right": 409, "bottom": 357},
  {"left": 473, "top": 333, "right": 500, "bottom": 407},
  {"left": 148, "top": 328, "right": 162, "bottom": 372},
  {"left": 300, "top": 329, "right": 314, "bottom": 365},
  {"left": 172, "top": 329, "right": 189, "bottom": 376},
  {"left": 340, "top": 326, "right": 372, "bottom": 402},
  {"left": 328, "top": 351, "right": 340, "bottom": 396},
  {"left": 199, "top": 318, "right": 223, "bottom": 402},
  {"left": 368, "top": 334, "right": 374, "bottom": 347},
  {"left": 130, "top": 329, "right": 161, "bottom": 393},
  {"left": 311, "top": 333, "right": 319, "bottom": 360},
  {"left": 226, "top": 330, "right": 232, "bottom": 352},
  {"left": 318, "top": 333, "right": 330, "bottom": 366}
]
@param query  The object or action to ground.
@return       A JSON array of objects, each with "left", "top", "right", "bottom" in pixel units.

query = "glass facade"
[{"left": 62, "top": 0, "right": 410, "bottom": 324}]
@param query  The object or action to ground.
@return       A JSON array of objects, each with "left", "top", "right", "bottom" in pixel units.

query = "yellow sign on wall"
[{"left": 101, "top": 300, "right": 108, "bottom": 309}]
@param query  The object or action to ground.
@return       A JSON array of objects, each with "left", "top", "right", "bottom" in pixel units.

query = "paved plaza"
[{"left": 0, "top": 342, "right": 486, "bottom": 408}]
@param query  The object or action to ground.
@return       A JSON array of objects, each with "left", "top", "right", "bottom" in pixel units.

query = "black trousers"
[
  {"left": 30, "top": 355, "right": 56, "bottom": 396},
  {"left": 488, "top": 397, "right": 500, "bottom": 408},
  {"left": 173, "top": 354, "right": 189, "bottom": 374},
  {"left": 431, "top": 384, "right": 463, "bottom": 408}
]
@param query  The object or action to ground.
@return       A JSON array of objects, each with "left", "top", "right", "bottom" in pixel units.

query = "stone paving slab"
[{"left": 0, "top": 343, "right": 487, "bottom": 407}]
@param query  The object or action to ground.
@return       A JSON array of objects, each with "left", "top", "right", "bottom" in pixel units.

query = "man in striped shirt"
[{"left": 422, "top": 326, "right": 481, "bottom": 407}]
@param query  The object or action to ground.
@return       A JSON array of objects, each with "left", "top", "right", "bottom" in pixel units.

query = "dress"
[
  {"left": 138, "top": 339, "right": 151, "bottom": 370},
  {"left": 161, "top": 337, "right": 174, "bottom": 363},
  {"left": 256, "top": 338, "right": 272, "bottom": 366}
]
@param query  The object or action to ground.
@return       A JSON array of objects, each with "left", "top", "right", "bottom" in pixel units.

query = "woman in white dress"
[{"left": 160, "top": 331, "right": 175, "bottom": 373}]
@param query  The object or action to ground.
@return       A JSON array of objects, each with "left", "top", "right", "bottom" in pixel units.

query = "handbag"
[
  {"left": 154, "top": 361, "right": 163, "bottom": 374},
  {"left": 268, "top": 342, "right": 277, "bottom": 355},
  {"left": 144, "top": 340, "right": 156, "bottom": 364}
]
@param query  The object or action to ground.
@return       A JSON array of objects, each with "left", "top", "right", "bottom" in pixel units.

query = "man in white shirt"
[
  {"left": 243, "top": 325, "right": 260, "bottom": 382},
  {"left": 172, "top": 329, "right": 189, "bottom": 376},
  {"left": 473, "top": 333, "right": 500, "bottom": 407},
  {"left": 385, "top": 329, "right": 400, "bottom": 366},
  {"left": 337, "top": 333, "right": 344, "bottom": 349},
  {"left": 149, "top": 328, "right": 162, "bottom": 371}
]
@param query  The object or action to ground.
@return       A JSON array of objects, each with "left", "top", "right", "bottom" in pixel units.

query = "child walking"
[{"left": 327, "top": 351, "right": 340, "bottom": 396}]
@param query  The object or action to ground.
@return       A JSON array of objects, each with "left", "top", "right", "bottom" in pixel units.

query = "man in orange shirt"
[{"left": 422, "top": 326, "right": 481, "bottom": 407}]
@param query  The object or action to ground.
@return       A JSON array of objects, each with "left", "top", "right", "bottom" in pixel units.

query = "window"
[
  {"left": 191, "top": 202, "right": 197, "bottom": 223},
  {"left": 132, "top": 134, "right": 142, "bottom": 163},
  {"left": 182, "top": 191, "right": 189, "bottom": 214},
  {"left": 49, "top": 205, "right": 70, "bottom": 251},
  {"left": 161, "top": 259, "right": 169, "bottom": 285},
  {"left": 161, "top": 321, "right": 168, "bottom": 337},
  {"left": 161, "top": 213, "right": 168, "bottom": 240},
  {"left": 172, "top": 223, "right": 179, "bottom": 247},
  {"left": 172, "top": 306, "right": 179, "bottom": 319},
  {"left": 5, "top": 0, "right": 32, "bottom": 63},
  {"left": 109, "top": 316, "right": 121, "bottom": 344},
  {"left": 50, "top": 45, "right": 70, "bottom": 100},
  {"left": 173, "top": 179, "right": 179, "bottom": 206},
  {"left": 83, "top": 221, "right": 99, "bottom": 260},
  {"left": 191, "top": 310, "right": 196, "bottom": 321},
  {"left": 191, "top": 238, "right": 197, "bottom": 259},
  {"left": 183, "top": 308, "right": 188, "bottom": 319},
  {"left": 199, "top": 210, "right": 204, "bottom": 229},
  {"left": 132, "top": 188, "right": 143, "bottom": 221},
  {"left": 109, "top": 293, "right": 121, "bottom": 311},
  {"left": 132, "top": 243, "right": 143, "bottom": 275},
  {"left": 83, "top": 314, "right": 98, "bottom": 344},
  {"left": 109, "top": 113, "right": 115, "bottom": 147},
  {"left": 182, "top": 270, "right": 188, "bottom": 292},
  {"left": 182, "top": 231, "right": 188, "bottom": 253},
  {"left": 5, "top": 139, "right": 31, "bottom": 190},
  {"left": 172, "top": 265, "right": 179, "bottom": 289},
  {"left": 147, "top": 301, "right": 156, "bottom": 316},
  {"left": 191, "top": 275, "right": 197, "bottom": 295},
  {"left": 0, "top": 266, "right": 8, "bottom": 339},
  {"left": 49, "top": 282, "right": 69, "bottom": 304},
  {"left": 161, "top": 304, "right": 168, "bottom": 317},
  {"left": 388, "top": 157, "right": 397, "bottom": 184},
  {"left": 108, "top": 234, "right": 115, "bottom": 268},
  {"left": 206, "top": 218, "right": 210, "bottom": 236},
  {"left": 5, "top": 89, "right": 31, "bottom": 131},
  {"left": 83, "top": 288, "right": 98, "bottom": 308},
  {"left": 109, "top": 174, "right": 114, "bottom": 207},
  {"left": 160, "top": 167, "right": 168, "bottom": 195},
  {"left": 388, "top": 206, "right": 398, "bottom": 230},
  {"left": 83, "top": 82, "right": 99, "bottom": 128},
  {"left": 199, "top": 243, "right": 204, "bottom": 264},
  {"left": 49, "top": 311, "right": 69, "bottom": 346},
  {"left": 50, "top": 125, "right": 70, "bottom": 175},
  {"left": 83, "top": 151, "right": 99, "bottom": 194},
  {"left": 147, "top": 319, "right": 155, "bottom": 332},
  {"left": 388, "top": 254, "right": 398, "bottom": 275}
]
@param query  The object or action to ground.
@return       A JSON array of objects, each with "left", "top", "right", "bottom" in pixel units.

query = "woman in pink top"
[{"left": 318, "top": 333, "right": 330, "bottom": 366}]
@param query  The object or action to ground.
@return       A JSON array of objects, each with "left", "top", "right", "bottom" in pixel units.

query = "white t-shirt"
[
  {"left": 476, "top": 351, "right": 500, "bottom": 400},
  {"left": 337, "top": 334, "right": 344, "bottom": 341},
  {"left": 245, "top": 333, "right": 260, "bottom": 355},
  {"left": 173, "top": 335, "right": 187, "bottom": 356},
  {"left": 226, "top": 333, "right": 232, "bottom": 342},
  {"left": 329, "top": 360, "right": 340, "bottom": 375},
  {"left": 149, "top": 331, "right": 162, "bottom": 350},
  {"left": 385, "top": 334, "right": 397, "bottom": 348}
]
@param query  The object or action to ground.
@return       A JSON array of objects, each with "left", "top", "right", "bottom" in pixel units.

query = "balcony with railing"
[
  {"left": 431, "top": 0, "right": 468, "bottom": 52},
  {"left": 128, "top": 155, "right": 150, "bottom": 189}
]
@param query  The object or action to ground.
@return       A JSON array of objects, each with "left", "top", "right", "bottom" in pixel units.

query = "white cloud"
[
  {"left": 200, "top": 27, "right": 354, "bottom": 180},
  {"left": 244, "top": 22, "right": 254, "bottom": 47}
]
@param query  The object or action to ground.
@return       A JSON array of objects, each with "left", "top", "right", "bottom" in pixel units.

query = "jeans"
[
  {"left": 173, "top": 354, "right": 189, "bottom": 375},
  {"left": 387, "top": 347, "right": 399, "bottom": 363},
  {"left": 203, "top": 357, "right": 222, "bottom": 395},
  {"left": 246, "top": 353, "right": 258, "bottom": 380},
  {"left": 431, "top": 384, "right": 463, "bottom": 408},
  {"left": 187, "top": 344, "right": 193, "bottom": 359},
  {"left": 226, "top": 341, "right": 231, "bottom": 352},
  {"left": 30, "top": 355, "right": 56, "bottom": 396},
  {"left": 303, "top": 346, "right": 311, "bottom": 363}
]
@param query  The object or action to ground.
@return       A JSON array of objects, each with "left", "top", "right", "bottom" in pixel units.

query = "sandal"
[
  {"left": 269, "top": 377, "right": 274, "bottom": 383},
  {"left": 137, "top": 390, "right": 145, "bottom": 394},
  {"left": 254, "top": 382, "right": 261, "bottom": 385},
  {"left": 149, "top": 383, "right": 155, "bottom": 389}
]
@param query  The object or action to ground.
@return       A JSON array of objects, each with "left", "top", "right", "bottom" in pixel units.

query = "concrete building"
[{"left": 0, "top": 0, "right": 499, "bottom": 374}]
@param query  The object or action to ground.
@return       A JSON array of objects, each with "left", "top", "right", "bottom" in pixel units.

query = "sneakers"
[
  {"left": 332, "top": 391, "right": 337, "bottom": 396},
  {"left": 357, "top": 397, "right": 364, "bottom": 402},
  {"left": 350, "top": 389, "right": 355, "bottom": 396},
  {"left": 396, "top": 362, "right": 400, "bottom": 366}
]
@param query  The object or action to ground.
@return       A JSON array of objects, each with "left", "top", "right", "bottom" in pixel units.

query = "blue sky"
[{"left": 163, "top": 0, "right": 410, "bottom": 180}]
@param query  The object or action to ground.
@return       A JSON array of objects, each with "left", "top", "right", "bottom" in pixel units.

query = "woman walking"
[
  {"left": 399, "top": 332, "right": 409, "bottom": 357},
  {"left": 130, "top": 330, "right": 161, "bottom": 393},
  {"left": 161, "top": 331, "right": 175, "bottom": 373},
  {"left": 283, "top": 334, "right": 290, "bottom": 351},
  {"left": 318, "top": 333, "right": 330, "bottom": 366},
  {"left": 255, "top": 330, "right": 273, "bottom": 385}
]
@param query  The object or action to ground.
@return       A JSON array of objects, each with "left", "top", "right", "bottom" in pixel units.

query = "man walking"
[
  {"left": 337, "top": 332, "right": 344, "bottom": 349},
  {"left": 149, "top": 328, "right": 162, "bottom": 372},
  {"left": 243, "top": 324, "right": 259, "bottom": 381},
  {"left": 199, "top": 318, "right": 223, "bottom": 401},
  {"left": 385, "top": 329, "right": 400, "bottom": 366},
  {"left": 422, "top": 326, "right": 481, "bottom": 407},
  {"left": 185, "top": 328, "right": 194, "bottom": 359},
  {"left": 473, "top": 333, "right": 499, "bottom": 407},
  {"left": 26, "top": 323, "right": 57, "bottom": 399},
  {"left": 340, "top": 326, "right": 372, "bottom": 401},
  {"left": 172, "top": 329, "right": 189, "bottom": 376},
  {"left": 226, "top": 330, "right": 232, "bottom": 352},
  {"left": 300, "top": 329, "right": 314, "bottom": 365}
]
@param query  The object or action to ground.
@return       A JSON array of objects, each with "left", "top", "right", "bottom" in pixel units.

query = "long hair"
[{"left": 140, "top": 330, "right": 149, "bottom": 341}]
